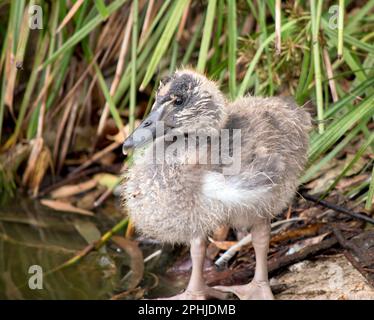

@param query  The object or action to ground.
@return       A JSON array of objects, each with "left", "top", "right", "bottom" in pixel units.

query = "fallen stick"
[
  {"left": 301, "top": 192, "right": 374, "bottom": 224},
  {"left": 268, "top": 237, "right": 338, "bottom": 275},
  {"left": 214, "top": 217, "right": 304, "bottom": 269}
]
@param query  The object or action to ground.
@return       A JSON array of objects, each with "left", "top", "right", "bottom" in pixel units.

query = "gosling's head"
[{"left": 123, "top": 69, "right": 227, "bottom": 150}]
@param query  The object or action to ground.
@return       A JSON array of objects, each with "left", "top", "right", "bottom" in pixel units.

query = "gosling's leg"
[
  {"left": 214, "top": 217, "right": 274, "bottom": 300},
  {"left": 158, "top": 237, "right": 228, "bottom": 300}
]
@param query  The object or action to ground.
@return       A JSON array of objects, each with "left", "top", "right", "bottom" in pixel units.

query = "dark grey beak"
[{"left": 122, "top": 104, "right": 165, "bottom": 153}]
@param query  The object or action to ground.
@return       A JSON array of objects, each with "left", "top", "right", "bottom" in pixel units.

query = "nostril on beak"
[{"left": 143, "top": 120, "right": 152, "bottom": 127}]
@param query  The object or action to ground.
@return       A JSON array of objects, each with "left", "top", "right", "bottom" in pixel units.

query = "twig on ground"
[
  {"left": 268, "top": 237, "right": 338, "bottom": 275},
  {"left": 215, "top": 217, "right": 304, "bottom": 269},
  {"left": 301, "top": 192, "right": 374, "bottom": 224}
]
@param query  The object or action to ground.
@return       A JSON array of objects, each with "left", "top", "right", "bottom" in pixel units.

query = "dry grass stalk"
[
  {"left": 275, "top": 0, "right": 282, "bottom": 55},
  {"left": 56, "top": 0, "right": 85, "bottom": 34},
  {"left": 323, "top": 47, "right": 339, "bottom": 102},
  {"left": 97, "top": 3, "right": 135, "bottom": 136}
]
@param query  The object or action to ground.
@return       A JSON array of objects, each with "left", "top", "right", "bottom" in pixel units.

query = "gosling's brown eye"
[{"left": 175, "top": 97, "right": 183, "bottom": 105}]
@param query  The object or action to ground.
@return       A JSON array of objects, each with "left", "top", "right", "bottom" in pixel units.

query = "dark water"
[{"left": 0, "top": 197, "right": 183, "bottom": 299}]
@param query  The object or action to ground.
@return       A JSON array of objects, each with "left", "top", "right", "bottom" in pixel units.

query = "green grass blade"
[
  {"left": 138, "top": 0, "right": 172, "bottom": 49},
  {"left": 227, "top": 0, "right": 237, "bottom": 99},
  {"left": 295, "top": 42, "right": 311, "bottom": 102},
  {"left": 130, "top": 0, "right": 138, "bottom": 134},
  {"left": 345, "top": 0, "right": 374, "bottom": 32},
  {"left": 302, "top": 124, "right": 362, "bottom": 183},
  {"left": 82, "top": 42, "right": 123, "bottom": 132},
  {"left": 197, "top": 0, "right": 216, "bottom": 73},
  {"left": 169, "top": 39, "right": 179, "bottom": 73},
  {"left": 258, "top": 0, "right": 274, "bottom": 95},
  {"left": 323, "top": 133, "right": 374, "bottom": 197},
  {"left": 246, "top": 0, "right": 258, "bottom": 20},
  {"left": 8, "top": 35, "right": 49, "bottom": 146},
  {"left": 337, "top": 0, "right": 344, "bottom": 58},
  {"left": 0, "top": 67, "right": 6, "bottom": 144},
  {"left": 114, "top": 8, "right": 171, "bottom": 104},
  {"left": 140, "top": 0, "right": 189, "bottom": 90},
  {"left": 309, "top": 96, "right": 374, "bottom": 162},
  {"left": 365, "top": 166, "right": 374, "bottom": 211},
  {"left": 210, "top": 0, "right": 224, "bottom": 70},
  {"left": 322, "top": 18, "right": 374, "bottom": 54},
  {"left": 310, "top": 0, "right": 324, "bottom": 133},
  {"left": 94, "top": 0, "right": 109, "bottom": 19},
  {"left": 40, "top": 0, "right": 127, "bottom": 69},
  {"left": 182, "top": 17, "right": 203, "bottom": 66}
]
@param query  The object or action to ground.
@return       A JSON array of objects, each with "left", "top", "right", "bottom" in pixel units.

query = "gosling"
[{"left": 122, "top": 69, "right": 311, "bottom": 300}]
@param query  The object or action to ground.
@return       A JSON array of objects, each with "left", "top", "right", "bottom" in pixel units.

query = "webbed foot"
[
  {"left": 156, "top": 286, "right": 229, "bottom": 300},
  {"left": 214, "top": 280, "right": 274, "bottom": 300}
]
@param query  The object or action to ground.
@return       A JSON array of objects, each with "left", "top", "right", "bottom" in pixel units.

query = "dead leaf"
[
  {"left": 22, "top": 138, "right": 44, "bottom": 185},
  {"left": 76, "top": 186, "right": 106, "bottom": 210},
  {"left": 40, "top": 199, "right": 94, "bottom": 216},
  {"left": 112, "top": 236, "right": 144, "bottom": 290},
  {"left": 345, "top": 154, "right": 368, "bottom": 176},
  {"left": 53, "top": 96, "right": 75, "bottom": 169},
  {"left": 207, "top": 226, "right": 230, "bottom": 259},
  {"left": 29, "top": 146, "right": 53, "bottom": 197},
  {"left": 0, "top": 142, "right": 31, "bottom": 171},
  {"left": 209, "top": 240, "right": 238, "bottom": 251},
  {"left": 58, "top": 99, "right": 80, "bottom": 173},
  {"left": 270, "top": 223, "right": 324, "bottom": 245},
  {"left": 50, "top": 179, "right": 97, "bottom": 198},
  {"left": 336, "top": 174, "right": 369, "bottom": 191},
  {"left": 305, "top": 163, "right": 345, "bottom": 194}
]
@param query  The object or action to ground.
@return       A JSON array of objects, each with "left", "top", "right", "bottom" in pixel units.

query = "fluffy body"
[{"left": 123, "top": 76, "right": 311, "bottom": 244}]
